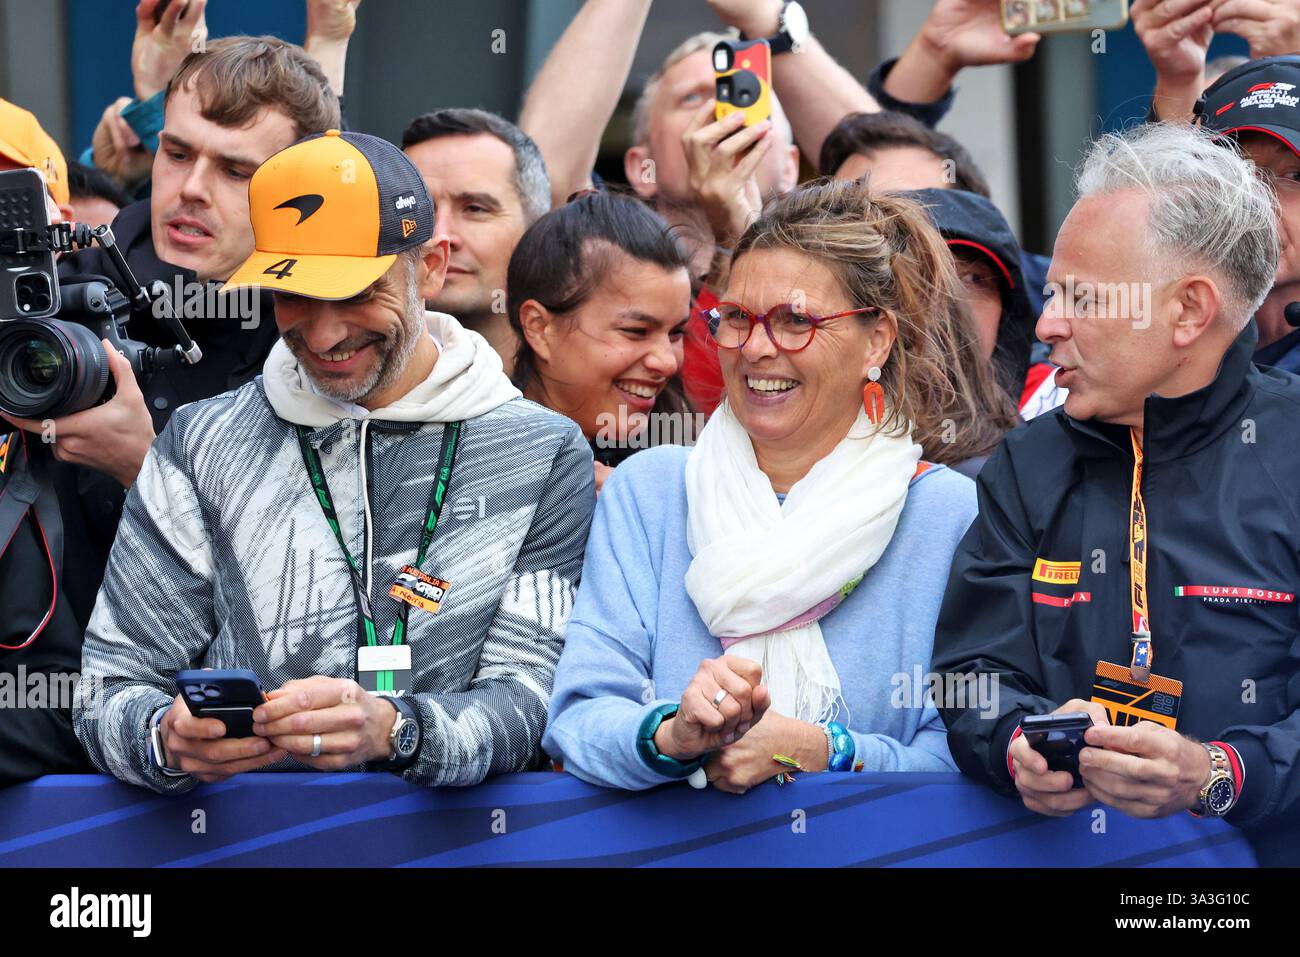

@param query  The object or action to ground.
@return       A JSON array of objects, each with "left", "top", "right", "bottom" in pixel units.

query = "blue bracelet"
[
  {"left": 636, "top": 704, "right": 704, "bottom": 780},
  {"left": 822, "top": 721, "right": 856, "bottom": 772}
]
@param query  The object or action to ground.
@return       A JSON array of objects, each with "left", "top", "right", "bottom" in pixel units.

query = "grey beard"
[{"left": 299, "top": 310, "right": 425, "bottom": 405}]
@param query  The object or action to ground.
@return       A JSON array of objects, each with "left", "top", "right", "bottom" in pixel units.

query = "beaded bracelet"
[
  {"left": 822, "top": 721, "right": 856, "bottom": 772},
  {"left": 636, "top": 703, "right": 705, "bottom": 779}
]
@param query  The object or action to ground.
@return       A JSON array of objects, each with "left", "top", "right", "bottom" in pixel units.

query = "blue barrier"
[{"left": 0, "top": 772, "right": 1257, "bottom": 867}]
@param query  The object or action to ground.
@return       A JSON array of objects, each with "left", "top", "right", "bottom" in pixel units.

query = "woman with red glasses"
[{"left": 544, "top": 178, "right": 979, "bottom": 793}]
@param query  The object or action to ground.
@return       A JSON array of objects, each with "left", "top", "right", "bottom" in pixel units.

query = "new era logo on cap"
[{"left": 225, "top": 129, "right": 435, "bottom": 300}]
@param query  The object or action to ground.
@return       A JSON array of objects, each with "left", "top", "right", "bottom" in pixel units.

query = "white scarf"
[
  {"left": 684, "top": 401, "right": 922, "bottom": 723},
  {"left": 263, "top": 310, "right": 520, "bottom": 426}
]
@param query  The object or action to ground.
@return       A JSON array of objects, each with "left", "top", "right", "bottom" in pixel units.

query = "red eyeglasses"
[{"left": 705, "top": 302, "right": 880, "bottom": 353}]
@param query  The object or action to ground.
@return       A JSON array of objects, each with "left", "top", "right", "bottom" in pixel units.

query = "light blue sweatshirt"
[{"left": 543, "top": 444, "right": 979, "bottom": 790}]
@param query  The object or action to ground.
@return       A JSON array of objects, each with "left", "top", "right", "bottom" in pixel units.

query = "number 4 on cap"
[{"left": 263, "top": 258, "right": 297, "bottom": 279}]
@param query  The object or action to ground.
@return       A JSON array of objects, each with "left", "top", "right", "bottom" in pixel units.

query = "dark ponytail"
[{"left": 506, "top": 190, "right": 693, "bottom": 417}]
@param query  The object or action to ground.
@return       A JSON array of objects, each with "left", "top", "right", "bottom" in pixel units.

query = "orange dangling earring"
[{"left": 863, "top": 366, "right": 885, "bottom": 424}]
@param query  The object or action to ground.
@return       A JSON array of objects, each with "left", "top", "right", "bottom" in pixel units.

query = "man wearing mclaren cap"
[
  {"left": 74, "top": 130, "right": 596, "bottom": 792},
  {"left": 1197, "top": 54, "right": 1300, "bottom": 375}
]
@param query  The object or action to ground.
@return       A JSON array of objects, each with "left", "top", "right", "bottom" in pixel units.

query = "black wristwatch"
[{"left": 740, "top": 1, "right": 810, "bottom": 56}]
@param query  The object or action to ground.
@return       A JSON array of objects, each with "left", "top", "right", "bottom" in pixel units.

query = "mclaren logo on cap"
[{"left": 274, "top": 193, "right": 326, "bottom": 224}]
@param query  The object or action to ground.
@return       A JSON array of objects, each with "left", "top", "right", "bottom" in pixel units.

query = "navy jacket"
[
  {"left": 934, "top": 324, "right": 1300, "bottom": 865},
  {"left": 907, "top": 188, "right": 1039, "bottom": 403},
  {"left": 1256, "top": 326, "right": 1300, "bottom": 376}
]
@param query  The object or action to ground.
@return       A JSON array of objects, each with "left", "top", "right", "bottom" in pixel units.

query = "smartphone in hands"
[
  {"left": 176, "top": 668, "right": 269, "bottom": 738},
  {"left": 1020, "top": 711, "right": 1094, "bottom": 788}
]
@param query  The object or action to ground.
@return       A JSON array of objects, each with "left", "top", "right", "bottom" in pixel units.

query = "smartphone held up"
[{"left": 1002, "top": 0, "right": 1129, "bottom": 35}]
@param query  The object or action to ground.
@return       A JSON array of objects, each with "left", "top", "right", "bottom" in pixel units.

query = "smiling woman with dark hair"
[
  {"left": 507, "top": 190, "right": 694, "bottom": 492},
  {"left": 544, "top": 178, "right": 978, "bottom": 793}
]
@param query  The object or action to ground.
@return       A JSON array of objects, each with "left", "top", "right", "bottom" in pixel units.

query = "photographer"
[
  {"left": 0, "top": 35, "right": 341, "bottom": 786},
  {"left": 0, "top": 103, "right": 91, "bottom": 785}
]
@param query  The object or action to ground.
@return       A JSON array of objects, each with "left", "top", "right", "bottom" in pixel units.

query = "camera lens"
[
  {"left": 729, "top": 70, "right": 762, "bottom": 113},
  {"left": 14, "top": 338, "right": 62, "bottom": 389},
  {"left": 0, "top": 319, "right": 111, "bottom": 418}
]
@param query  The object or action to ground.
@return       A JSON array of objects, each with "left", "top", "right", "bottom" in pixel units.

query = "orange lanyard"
[{"left": 1128, "top": 428, "right": 1152, "bottom": 681}]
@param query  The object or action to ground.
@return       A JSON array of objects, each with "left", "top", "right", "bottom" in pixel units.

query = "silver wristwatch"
[
  {"left": 1195, "top": 743, "right": 1237, "bottom": 817},
  {"left": 149, "top": 706, "right": 188, "bottom": 778}
]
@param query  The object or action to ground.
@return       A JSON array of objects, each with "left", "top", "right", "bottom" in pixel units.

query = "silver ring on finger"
[
  {"left": 711, "top": 688, "right": 729, "bottom": 709},
  {"left": 311, "top": 733, "right": 322, "bottom": 758}
]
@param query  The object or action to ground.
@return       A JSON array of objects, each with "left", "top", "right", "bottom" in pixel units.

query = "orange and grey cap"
[
  {"left": 0, "top": 98, "right": 68, "bottom": 207},
  {"left": 225, "top": 129, "right": 434, "bottom": 299}
]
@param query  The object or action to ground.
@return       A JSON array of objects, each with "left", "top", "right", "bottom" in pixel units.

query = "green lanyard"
[{"left": 296, "top": 421, "right": 462, "bottom": 672}]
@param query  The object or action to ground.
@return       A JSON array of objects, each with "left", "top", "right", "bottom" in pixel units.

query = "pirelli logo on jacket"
[{"left": 1032, "top": 558, "right": 1081, "bottom": 585}]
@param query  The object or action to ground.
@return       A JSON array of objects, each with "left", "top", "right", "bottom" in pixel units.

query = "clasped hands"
[{"left": 654, "top": 656, "right": 830, "bottom": 794}]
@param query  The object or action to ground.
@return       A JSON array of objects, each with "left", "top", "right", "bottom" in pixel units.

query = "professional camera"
[{"left": 0, "top": 167, "right": 200, "bottom": 419}]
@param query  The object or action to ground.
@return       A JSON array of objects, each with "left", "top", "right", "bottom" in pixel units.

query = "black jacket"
[
  {"left": 933, "top": 325, "right": 1300, "bottom": 865},
  {"left": 1256, "top": 326, "right": 1300, "bottom": 376},
  {"left": 0, "top": 199, "right": 277, "bottom": 786},
  {"left": 907, "top": 188, "right": 1039, "bottom": 404}
]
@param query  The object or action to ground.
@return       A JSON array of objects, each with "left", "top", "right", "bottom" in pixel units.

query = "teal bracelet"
[
  {"left": 823, "top": 720, "right": 856, "bottom": 772},
  {"left": 636, "top": 704, "right": 704, "bottom": 780}
]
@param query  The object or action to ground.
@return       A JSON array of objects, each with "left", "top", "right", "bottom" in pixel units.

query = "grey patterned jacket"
[{"left": 74, "top": 312, "right": 596, "bottom": 792}]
